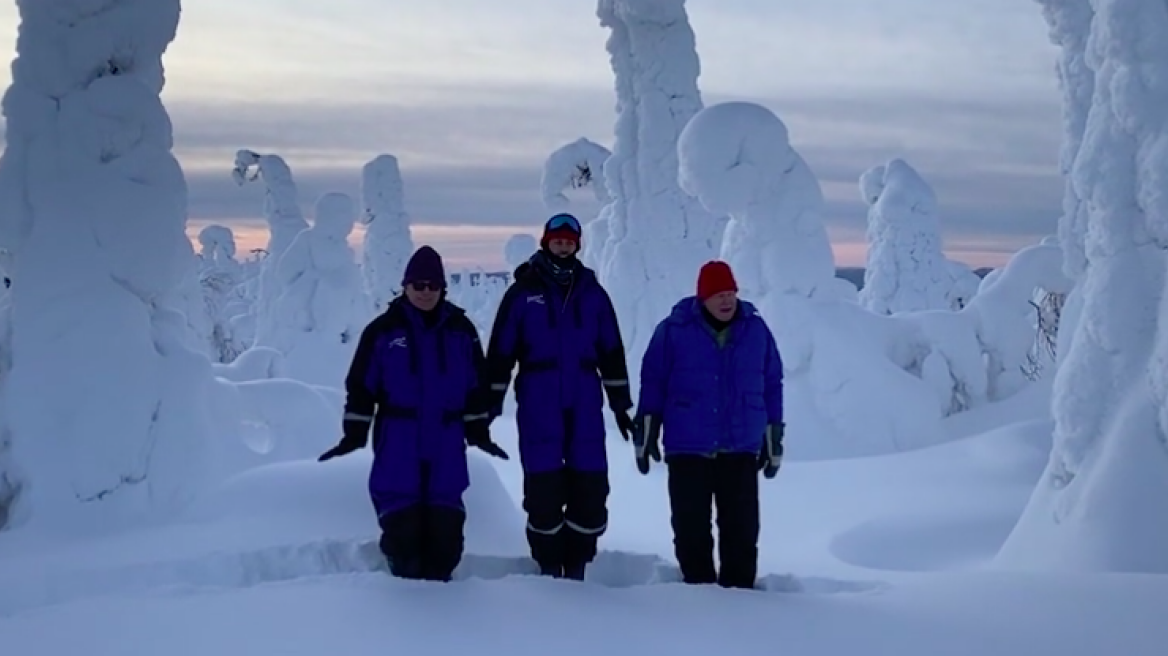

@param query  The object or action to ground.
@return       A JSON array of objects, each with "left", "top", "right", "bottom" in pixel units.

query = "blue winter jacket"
[
  {"left": 343, "top": 297, "right": 489, "bottom": 518},
  {"left": 486, "top": 252, "right": 632, "bottom": 474},
  {"left": 637, "top": 297, "right": 783, "bottom": 456}
]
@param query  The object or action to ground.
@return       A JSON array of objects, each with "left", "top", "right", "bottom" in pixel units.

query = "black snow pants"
[
  {"left": 523, "top": 467, "right": 609, "bottom": 576},
  {"left": 378, "top": 462, "right": 466, "bottom": 582},
  {"left": 666, "top": 452, "right": 760, "bottom": 589}
]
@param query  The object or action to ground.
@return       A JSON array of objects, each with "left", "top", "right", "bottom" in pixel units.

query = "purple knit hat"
[{"left": 402, "top": 245, "right": 446, "bottom": 288}]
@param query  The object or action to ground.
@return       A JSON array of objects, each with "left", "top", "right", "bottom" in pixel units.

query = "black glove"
[
  {"left": 633, "top": 413, "right": 662, "bottom": 475},
  {"left": 318, "top": 419, "right": 370, "bottom": 462},
  {"left": 758, "top": 422, "right": 784, "bottom": 479},
  {"left": 614, "top": 409, "right": 635, "bottom": 441},
  {"left": 466, "top": 419, "right": 510, "bottom": 460}
]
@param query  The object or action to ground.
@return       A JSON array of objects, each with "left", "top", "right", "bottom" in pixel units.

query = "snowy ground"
[{"left": 0, "top": 389, "right": 1164, "bottom": 655}]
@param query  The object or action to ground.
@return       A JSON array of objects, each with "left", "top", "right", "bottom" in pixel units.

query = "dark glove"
[
  {"left": 466, "top": 419, "right": 510, "bottom": 460},
  {"left": 633, "top": 413, "right": 662, "bottom": 475},
  {"left": 318, "top": 419, "right": 370, "bottom": 462},
  {"left": 758, "top": 422, "right": 784, "bottom": 479},
  {"left": 614, "top": 409, "right": 635, "bottom": 441}
]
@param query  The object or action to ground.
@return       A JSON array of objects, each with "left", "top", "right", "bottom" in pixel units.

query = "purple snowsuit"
[
  {"left": 343, "top": 297, "right": 489, "bottom": 518},
  {"left": 486, "top": 256, "right": 631, "bottom": 473},
  {"left": 637, "top": 297, "right": 784, "bottom": 456}
]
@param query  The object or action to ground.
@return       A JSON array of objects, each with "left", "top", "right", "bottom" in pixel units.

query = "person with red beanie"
[
  {"left": 632, "top": 259, "right": 785, "bottom": 589},
  {"left": 486, "top": 212, "right": 634, "bottom": 581}
]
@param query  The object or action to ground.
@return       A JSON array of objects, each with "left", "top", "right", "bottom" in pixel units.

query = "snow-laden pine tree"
[
  {"left": 858, "top": 159, "right": 956, "bottom": 315},
  {"left": 999, "top": 0, "right": 1168, "bottom": 573},
  {"left": 233, "top": 149, "right": 308, "bottom": 347},
  {"left": 541, "top": 137, "right": 613, "bottom": 209},
  {"left": 359, "top": 154, "right": 413, "bottom": 312},
  {"left": 595, "top": 0, "right": 725, "bottom": 361},
  {"left": 0, "top": 0, "right": 214, "bottom": 525}
]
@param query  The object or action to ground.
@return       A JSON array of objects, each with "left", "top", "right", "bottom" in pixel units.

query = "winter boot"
[
  {"left": 539, "top": 562, "right": 563, "bottom": 578},
  {"left": 563, "top": 563, "right": 586, "bottom": 581}
]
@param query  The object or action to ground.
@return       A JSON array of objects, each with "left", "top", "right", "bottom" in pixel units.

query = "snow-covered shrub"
[
  {"left": 595, "top": 0, "right": 724, "bottom": 361},
  {"left": 947, "top": 260, "right": 982, "bottom": 310},
  {"left": 198, "top": 224, "right": 238, "bottom": 268},
  {"left": 858, "top": 159, "right": 961, "bottom": 314},
  {"left": 211, "top": 345, "right": 286, "bottom": 383},
  {"left": 541, "top": 137, "right": 613, "bottom": 209},
  {"left": 964, "top": 242, "right": 1073, "bottom": 401},
  {"left": 261, "top": 193, "right": 372, "bottom": 387},
  {"left": 360, "top": 154, "right": 413, "bottom": 312},
  {"left": 0, "top": 0, "right": 215, "bottom": 525},
  {"left": 504, "top": 233, "right": 538, "bottom": 271}
]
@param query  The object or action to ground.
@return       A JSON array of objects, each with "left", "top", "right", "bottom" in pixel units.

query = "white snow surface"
[
  {"left": 858, "top": 159, "right": 960, "bottom": 314},
  {"left": 594, "top": 0, "right": 724, "bottom": 362},
  {"left": 360, "top": 154, "right": 414, "bottom": 312},
  {"left": 540, "top": 137, "right": 613, "bottom": 209},
  {"left": 0, "top": 0, "right": 216, "bottom": 529},
  {"left": 0, "top": 396, "right": 1165, "bottom": 654},
  {"left": 261, "top": 192, "right": 372, "bottom": 388}
]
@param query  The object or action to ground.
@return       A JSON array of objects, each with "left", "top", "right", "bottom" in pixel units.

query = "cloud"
[{"left": 0, "top": 0, "right": 1066, "bottom": 269}]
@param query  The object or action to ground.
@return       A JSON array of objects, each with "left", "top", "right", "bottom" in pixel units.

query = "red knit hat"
[{"left": 697, "top": 260, "right": 738, "bottom": 301}]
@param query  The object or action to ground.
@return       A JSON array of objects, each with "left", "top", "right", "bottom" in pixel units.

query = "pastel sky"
[{"left": 0, "top": 0, "right": 1064, "bottom": 270}]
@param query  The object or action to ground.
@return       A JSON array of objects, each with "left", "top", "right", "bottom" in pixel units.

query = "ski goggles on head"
[{"left": 546, "top": 213, "right": 581, "bottom": 234}]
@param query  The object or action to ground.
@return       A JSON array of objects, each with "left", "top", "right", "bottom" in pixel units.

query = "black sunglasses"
[{"left": 409, "top": 281, "right": 443, "bottom": 292}]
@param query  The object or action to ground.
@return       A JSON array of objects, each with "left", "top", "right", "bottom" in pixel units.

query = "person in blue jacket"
[
  {"left": 632, "top": 260, "right": 784, "bottom": 589},
  {"left": 318, "top": 245, "right": 509, "bottom": 582},
  {"left": 486, "top": 213, "right": 635, "bottom": 581}
]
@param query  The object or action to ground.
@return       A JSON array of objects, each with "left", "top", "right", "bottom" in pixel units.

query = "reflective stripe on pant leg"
[
  {"left": 563, "top": 468, "right": 609, "bottom": 566},
  {"left": 523, "top": 469, "right": 567, "bottom": 568}
]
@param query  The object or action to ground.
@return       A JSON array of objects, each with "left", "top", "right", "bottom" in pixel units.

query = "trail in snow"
[{"left": 0, "top": 538, "right": 887, "bottom": 617}]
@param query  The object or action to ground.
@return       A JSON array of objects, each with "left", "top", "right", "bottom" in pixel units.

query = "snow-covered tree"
[
  {"left": 595, "top": 0, "right": 724, "bottom": 360},
  {"left": 504, "top": 233, "right": 538, "bottom": 271},
  {"left": 232, "top": 149, "right": 308, "bottom": 346},
  {"left": 197, "top": 224, "right": 239, "bottom": 268},
  {"left": 858, "top": 159, "right": 956, "bottom": 315},
  {"left": 1040, "top": 0, "right": 1096, "bottom": 280},
  {"left": 541, "top": 137, "right": 613, "bottom": 209},
  {"left": 999, "top": 0, "right": 1168, "bottom": 573},
  {"left": 360, "top": 154, "right": 413, "bottom": 312},
  {"left": 262, "top": 193, "right": 372, "bottom": 387},
  {"left": 676, "top": 101, "right": 837, "bottom": 304},
  {"left": 0, "top": 0, "right": 214, "bottom": 525}
]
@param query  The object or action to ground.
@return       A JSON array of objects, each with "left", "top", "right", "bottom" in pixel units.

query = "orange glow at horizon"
[{"left": 188, "top": 221, "right": 1025, "bottom": 272}]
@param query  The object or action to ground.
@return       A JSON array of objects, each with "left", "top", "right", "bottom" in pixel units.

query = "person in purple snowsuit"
[
  {"left": 633, "top": 260, "right": 785, "bottom": 589},
  {"left": 486, "top": 213, "right": 635, "bottom": 580},
  {"left": 318, "top": 245, "right": 509, "bottom": 582}
]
